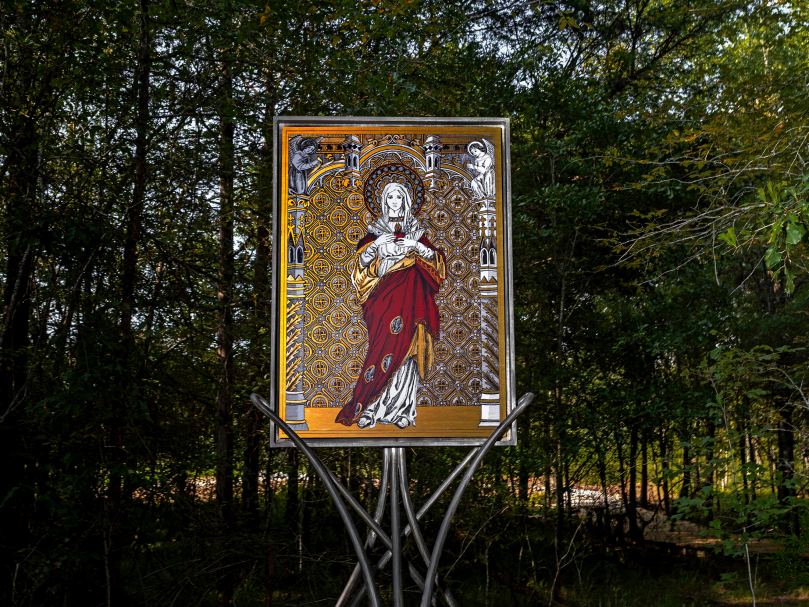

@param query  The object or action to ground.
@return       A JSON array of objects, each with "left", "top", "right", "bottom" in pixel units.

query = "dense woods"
[{"left": 1, "top": 0, "right": 808, "bottom": 605}]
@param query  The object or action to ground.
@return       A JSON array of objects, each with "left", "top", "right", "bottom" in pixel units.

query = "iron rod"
[
  {"left": 391, "top": 448, "right": 404, "bottom": 607},
  {"left": 398, "top": 447, "right": 431, "bottom": 567}
]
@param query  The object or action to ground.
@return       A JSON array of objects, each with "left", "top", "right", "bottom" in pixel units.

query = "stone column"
[
  {"left": 285, "top": 194, "right": 309, "bottom": 431},
  {"left": 343, "top": 134, "right": 362, "bottom": 188},
  {"left": 478, "top": 197, "right": 500, "bottom": 426},
  {"left": 423, "top": 135, "right": 442, "bottom": 189}
]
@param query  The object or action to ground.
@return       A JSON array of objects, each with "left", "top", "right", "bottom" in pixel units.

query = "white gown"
[
  {"left": 355, "top": 216, "right": 433, "bottom": 430},
  {"left": 356, "top": 358, "right": 420, "bottom": 429}
]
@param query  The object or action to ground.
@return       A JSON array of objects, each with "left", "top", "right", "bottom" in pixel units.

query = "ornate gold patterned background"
[{"left": 299, "top": 144, "right": 489, "bottom": 410}]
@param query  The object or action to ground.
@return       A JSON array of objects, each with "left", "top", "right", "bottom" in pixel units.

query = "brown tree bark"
[
  {"left": 705, "top": 419, "right": 716, "bottom": 523},
  {"left": 264, "top": 537, "right": 275, "bottom": 607},
  {"left": 640, "top": 433, "right": 648, "bottom": 509},
  {"left": 518, "top": 406, "right": 530, "bottom": 502},
  {"left": 0, "top": 223, "right": 33, "bottom": 606},
  {"left": 595, "top": 439, "right": 612, "bottom": 542},
  {"left": 660, "top": 426, "right": 670, "bottom": 517},
  {"left": 740, "top": 403, "right": 758, "bottom": 504},
  {"left": 614, "top": 430, "right": 628, "bottom": 511},
  {"left": 105, "top": 4, "right": 151, "bottom": 605},
  {"left": 0, "top": 16, "right": 44, "bottom": 596},
  {"left": 738, "top": 420, "right": 749, "bottom": 505},
  {"left": 215, "top": 45, "right": 236, "bottom": 607},
  {"left": 747, "top": 432, "right": 758, "bottom": 503},
  {"left": 244, "top": 98, "right": 273, "bottom": 519},
  {"left": 553, "top": 260, "right": 567, "bottom": 602},
  {"left": 286, "top": 449, "right": 300, "bottom": 530},
  {"left": 777, "top": 405, "right": 799, "bottom": 535},
  {"left": 679, "top": 427, "right": 691, "bottom": 503},
  {"left": 627, "top": 425, "right": 642, "bottom": 542}
]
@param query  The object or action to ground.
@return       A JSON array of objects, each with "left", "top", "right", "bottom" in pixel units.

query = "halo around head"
[
  {"left": 363, "top": 163, "right": 425, "bottom": 217},
  {"left": 468, "top": 140, "right": 485, "bottom": 154}
]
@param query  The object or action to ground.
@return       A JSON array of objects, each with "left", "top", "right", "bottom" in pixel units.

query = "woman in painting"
[{"left": 335, "top": 166, "right": 446, "bottom": 429}]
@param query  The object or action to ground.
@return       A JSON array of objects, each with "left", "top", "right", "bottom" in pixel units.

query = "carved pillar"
[
  {"left": 478, "top": 197, "right": 500, "bottom": 426},
  {"left": 286, "top": 194, "right": 309, "bottom": 431},
  {"left": 424, "top": 135, "right": 442, "bottom": 189},
  {"left": 343, "top": 134, "right": 362, "bottom": 188}
]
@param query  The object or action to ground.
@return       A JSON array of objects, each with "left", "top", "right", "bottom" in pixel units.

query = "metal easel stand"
[{"left": 251, "top": 392, "right": 534, "bottom": 607}]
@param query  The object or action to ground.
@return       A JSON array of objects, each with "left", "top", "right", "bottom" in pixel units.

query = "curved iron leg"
[
  {"left": 250, "top": 394, "right": 383, "bottom": 607},
  {"left": 398, "top": 447, "right": 432, "bottom": 567},
  {"left": 419, "top": 393, "right": 535, "bottom": 607},
  {"left": 336, "top": 449, "right": 390, "bottom": 607}
]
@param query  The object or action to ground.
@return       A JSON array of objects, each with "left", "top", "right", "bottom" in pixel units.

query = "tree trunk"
[
  {"left": 264, "top": 450, "right": 277, "bottom": 607},
  {"left": 747, "top": 425, "right": 757, "bottom": 503},
  {"left": 627, "top": 425, "right": 642, "bottom": 542},
  {"left": 107, "top": 3, "right": 151, "bottom": 604},
  {"left": 519, "top": 407, "right": 530, "bottom": 502},
  {"left": 553, "top": 263, "right": 567, "bottom": 601},
  {"left": 543, "top": 420, "right": 551, "bottom": 515},
  {"left": 660, "top": 426, "right": 670, "bottom": 517},
  {"left": 777, "top": 405, "right": 799, "bottom": 535},
  {"left": 738, "top": 419, "right": 749, "bottom": 505},
  {"left": 215, "top": 47, "right": 236, "bottom": 607},
  {"left": 0, "top": 236, "right": 33, "bottom": 605},
  {"left": 679, "top": 427, "right": 691, "bottom": 502},
  {"left": 640, "top": 432, "right": 648, "bottom": 509},
  {"left": 614, "top": 430, "right": 628, "bottom": 511},
  {"left": 0, "top": 16, "right": 45, "bottom": 598},
  {"left": 286, "top": 449, "right": 300, "bottom": 531},
  {"left": 595, "top": 440, "right": 611, "bottom": 543},
  {"left": 555, "top": 383, "right": 565, "bottom": 571},
  {"left": 244, "top": 99, "right": 273, "bottom": 519},
  {"left": 565, "top": 461, "right": 572, "bottom": 512},
  {"left": 264, "top": 537, "right": 275, "bottom": 607},
  {"left": 705, "top": 419, "right": 716, "bottom": 523}
]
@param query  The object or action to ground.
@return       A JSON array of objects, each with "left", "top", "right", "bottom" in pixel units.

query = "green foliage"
[
  {"left": 759, "top": 177, "right": 809, "bottom": 293},
  {"left": 1, "top": 0, "right": 809, "bottom": 605},
  {"left": 769, "top": 511, "right": 809, "bottom": 586}
]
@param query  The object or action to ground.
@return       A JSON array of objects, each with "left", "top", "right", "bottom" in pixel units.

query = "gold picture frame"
[{"left": 270, "top": 117, "right": 515, "bottom": 446}]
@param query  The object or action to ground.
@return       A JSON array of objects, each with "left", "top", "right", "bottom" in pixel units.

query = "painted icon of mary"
[{"left": 335, "top": 165, "right": 446, "bottom": 429}]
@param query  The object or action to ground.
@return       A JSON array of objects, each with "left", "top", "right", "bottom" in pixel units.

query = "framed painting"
[{"left": 270, "top": 117, "right": 515, "bottom": 446}]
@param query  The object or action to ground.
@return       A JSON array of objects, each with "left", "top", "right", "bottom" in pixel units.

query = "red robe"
[{"left": 335, "top": 232, "right": 446, "bottom": 426}]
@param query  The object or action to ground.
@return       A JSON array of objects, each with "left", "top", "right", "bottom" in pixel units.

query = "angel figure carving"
[
  {"left": 466, "top": 139, "right": 495, "bottom": 199},
  {"left": 288, "top": 135, "right": 323, "bottom": 195}
]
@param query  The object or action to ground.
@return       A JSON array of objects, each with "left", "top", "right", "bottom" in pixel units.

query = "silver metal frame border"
[{"left": 269, "top": 116, "right": 516, "bottom": 448}]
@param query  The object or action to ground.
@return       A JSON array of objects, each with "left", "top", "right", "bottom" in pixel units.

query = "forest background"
[{"left": 1, "top": 0, "right": 808, "bottom": 605}]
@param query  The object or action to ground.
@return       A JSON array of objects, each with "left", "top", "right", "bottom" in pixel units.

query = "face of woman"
[
  {"left": 386, "top": 189, "right": 405, "bottom": 214},
  {"left": 470, "top": 146, "right": 482, "bottom": 158}
]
